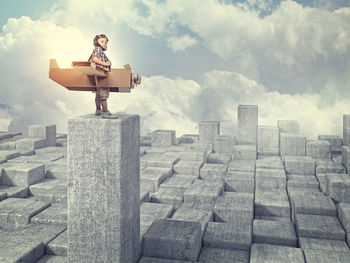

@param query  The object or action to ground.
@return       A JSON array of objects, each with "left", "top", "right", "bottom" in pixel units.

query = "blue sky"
[{"left": 0, "top": 0, "right": 349, "bottom": 137}]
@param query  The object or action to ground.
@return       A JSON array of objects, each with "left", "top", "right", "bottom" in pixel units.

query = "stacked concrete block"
[
  {"left": 277, "top": 120, "right": 300, "bottom": 134},
  {"left": 207, "top": 152, "right": 232, "bottom": 164},
  {"left": 299, "top": 237, "right": 350, "bottom": 252},
  {"left": 303, "top": 249, "right": 350, "bottom": 263},
  {"left": 149, "top": 188, "right": 184, "bottom": 208},
  {"left": 325, "top": 173, "right": 350, "bottom": 203},
  {"left": 316, "top": 159, "right": 346, "bottom": 174},
  {"left": 213, "top": 135, "right": 235, "bottom": 153},
  {"left": 198, "top": 121, "right": 220, "bottom": 142},
  {"left": 203, "top": 221, "right": 252, "bottom": 251},
  {"left": 15, "top": 137, "right": 46, "bottom": 152},
  {"left": 280, "top": 133, "right": 306, "bottom": 156},
  {"left": 289, "top": 193, "right": 337, "bottom": 223},
  {"left": 173, "top": 160, "right": 203, "bottom": 176},
  {"left": 198, "top": 247, "right": 249, "bottom": 263},
  {"left": 231, "top": 144, "right": 257, "bottom": 160},
  {"left": 283, "top": 156, "right": 315, "bottom": 175},
  {"left": 159, "top": 174, "right": 195, "bottom": 191},
  {"left": 254, "top": 189, "right": 291, "bottom": 218},
  {"left": 337, "top": 203, "right": 350, "bottom": 247},
  {"left": 151, "top": 130, "right": 176, "bottom": 147},
  {"left": 225, "top": 171, "right": 255, "bottom": 193},
  {"left": 258, "top": 125, "right": 279, "bottom": 156},
  {"left": 214, "top": 192, "right": 254, "bottom": 223},
  {"left": 140, "top": 153, "right": 179, "bottom": 169},
  {"left": 28, "top": 124, "right": 56, "bottom": 147},
  {"left": 255, "top": 168, "right": 286, "bottom": 190},
  {"left": 227, "top": 159, "right": 256, "bottom": 173},
  {"left": 31, "top": 204, "right": 67, "bottom": 226},
  {"left": 306, "top": 140, "right": 331, "bottom": 159},
  {"left": 2, "top": 163, "right": 45, "bottom": 186},
  {"left": 142, "top": 219, "right": 202, "bottom": 261},
  {"left": 169, "top": 206, "right": 213, "bottom": 238},
  {"left": 256, "top": 156, "right": 284, "bottom": 170},
  {"left": 342, "top": 146, "right": 350, "bottom": 172},
  {"left": 178, "top": 134, "right": 198, "bottom": 144},
  {"left": 47, "top": 230, "right": 67, "bottom": 256},
  {"left": 0, "top": 198, "right": 50, "bottom": 230},
  {"left": 199, "top": 163, "right": 228, "bottom": 180},
  {"left": 141, "top": 167, "right": 173, "bottom": 192},
  {"left": 29, "top": 179, "right": 67, "bottom": 204},
  {"left": 295, "top": 214, "right": 345, "bottom": 240},
  {"left": 253, "top": 219, "right": 297, "bottom": 247},
  {"left": 184, "top": 179, "right": 223, "bottom": 204},
  {"left": 140, "top": 202, "right": 175, "bottom": 230},
  {"left": 179, "top": 149, "right": 207, "bottom": 163},
  {"left": 189, "top": 141, "right": 214, "bottom": 156},
  {"left": 287, "top": 174, "right": 320, "bottom": 189},
  {"left": 67, "top": 114, "right": 140, "bottom": 263},
  {"left": 250, "top": 244, "right": 305, "bottom": 263},
  {"left": 237, "top": 105, "right": 258, "bottom": 145},
  {"left": 0, "top": 186, "right": 28, "bottom": 199},
  {"left": 318, "top": 135, "right": 343, "bottom": 154},
  {"left": 344, "top": 114, "right": 350, "bottom": 146}
]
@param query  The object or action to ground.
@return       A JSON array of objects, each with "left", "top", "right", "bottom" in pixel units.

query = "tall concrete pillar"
[
  {"left": 344, "top": 115, "right": 350, "bottom": 146},
  {"left": 237, "top": 105, "right": 258, "bottom": 145},
  {"left": 67, "top": 114, "right": 140, "bottom": 263}
]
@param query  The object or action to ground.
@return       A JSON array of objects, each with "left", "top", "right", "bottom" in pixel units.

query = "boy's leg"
[
  {"left": 101, "top": 99, "right": 109, "bottom": 112},
  {"left": 95, "top": 95, "right": 101, "bottom": 110}
]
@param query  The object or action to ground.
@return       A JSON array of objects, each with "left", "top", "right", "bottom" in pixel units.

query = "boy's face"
[{"left": 97, "top": 37, "right": 108, "bottom": 50}]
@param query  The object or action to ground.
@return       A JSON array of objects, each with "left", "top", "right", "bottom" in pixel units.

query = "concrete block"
[
  {"left": 344, "top": 114, "right": 350, "bottom": 146},
  {"left": 198, "top": 247, "right": 249, "bottom": 263},
  {"left": 198, "top": 121, "right": 220, "bottom": 142},
  {"left": 237, "top": 105, "right": 258, "bottom": 145},
  {"left": 299, "top": 237, "right": 350, "bottom": 252},
  {"left": 319, "top": 135, "right": 343, "bottom": 153},
  {"left": 316, "top": 160, "right": 346, "bottom": 174},
  {"left": 179, "top": 150, "right": 207, "bottom": 162},
  {"left": 159, "top": 174, "right": 195, "bottom": 191},
  {"left": 0, "top": 150, "right": 21, "bottom": 161},
  {"left": 189, "top": 141, "right": 213, "bottom": 154},
  {"left": 256, "top": 156, "right": 284, "bottom": 169},
  {"left": 214, "top": 192, "right": 254, "bottom": 222},
  {"left": 207, "top": 152, "right": 232, "bottom": 164},
  {"left": 0, "top": 197, "right": 50, "bottom": 230},
  {"left": 28, "top": 124, "right": 56, "bottom": 147},
  {"left": 289, "top": 193, "right": 337, "bottom": 223},
  {"left": 227, "top": 159, "right": 256, "bottom": 173},
  {"left": 142, "top": 219, "right": 202, "bottom": 261},
  {"left": 35, "top": 146, "right": 67, "bottom": 157},
  {"left": 2, "top": 163, "right": 45, "bottom": 186},
  {"left": 0, "top": 224, "right": 66, "bottom": 263},
  {"left": 258, "top": 125, "right": 279, "bottom": 155},
  {"left": 0, "top": 186, "right": 28, "bottom": 198},
  {"left": 342, "top": 146, "right": 350, "bottom": 171},
  {"left": 141, "top": 153, "right": 179, "bottom": 168},
  {"left": 151, "top": 130, "right": 175, "bottom": 147},
  {"left": 283, "top": 156, "right": 315, "bottom": 175},
  {"left": 303, "top": 249, "right": 350, "bottom": 263},
  {"left": 179, "top": 134, "right": 198, "bottom": 144},
  {"left": 169, "top": 206, "right": 213, "bottom": 238},
  {"left": 67, "top": 114, "right": 140, "bottom": 263},
  {"left": 277, "top": 120, "right": 300, "bottom": 134},
  {"left": 149, "top": 188, "right": 184, "bottom": 206},
  {"left": 173, "top": 160, "right": 203, "bottom": 175},
  {"left": 254, "top": 192, "right": 291, "bottom": 218},
  {"left": 224, "top": 171, "right": 255, "bottom": 193},
  {"left": 213, "top": 135, "right": 234, "bottom": 153},
  {"left": 295, "top": 214, "right": 345, "bottom": 240},
  {"left": 184, "top": 179, "right": 222, "bottom": 204},
  {"left": 8, "top": 153, "right": 63, "bottom": 164},
  {"left": 45, "top": 163, "right": 67, "bottom": 180},
  {"left": 47, "top": 230, "right": 67, "bottom": 256},
  {"left": 199, "top": 163, "right": 228, "bottom": 180},
  {"left": 31, "top": 204, "right": 67, "bottom": 226},
  {"left": 326, "top": 173, "right": 350, "bottom": 203},
  {"left": 180, "top": 200, "right": 215, "bottom": 213},
  {"left": 29, "top": 179, "right": 67, "bottom": 204},
  {"left": 231, "top": 144, "right": 257, "bottom": 160},
  {"left": 306, "top": 140, "right": 331, "bottom": 159},
  {"left": 141, "top": 202, "right": 175, "bottom": 225},
  {"left": 36, "top": 255, "right": 67, "bottom": 262},
  {"left": 140, "top": 188, "right": 149, "bottom": 202},
  {"left": 141, "top": 167, "right": 173, "bottom": 192},
  {"left": 255, "top": 170, "right": 286, "bottom": 190},
  {"left": 138, "top": 257, "right": 192, "bottom": 263},
  {"left": 203, "top": 221, "right": 252, "bottom": 250},
  {"left": 253, "top": 219, "right": 297, "bottom": 247},
  {"left": 15, "top": 137, "right": 46, "bottom": 151},
  {"left": 287, "top": 174, "right": 320, "bottom": 189},
  {"left": 338, "top": 203, "right": 350, "bottom": 233},
  {"left": 280, "top": 133, "right": 306, "bottom": 156},
  {"left": 250, "top": 243, "right": 305, "bottom": 263}
]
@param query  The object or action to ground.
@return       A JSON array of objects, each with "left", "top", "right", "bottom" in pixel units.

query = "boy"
[{"left": 89, "top": 34, "right": 117, "bottom": 119}]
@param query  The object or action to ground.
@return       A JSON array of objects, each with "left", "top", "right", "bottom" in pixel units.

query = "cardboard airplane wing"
[{"left": 49, "top": 59, "right": 141, "bottom": 92}]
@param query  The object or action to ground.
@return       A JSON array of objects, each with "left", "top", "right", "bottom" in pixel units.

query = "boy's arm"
[{"left": 91, "top": 56, "right": 111, "bottom": 66}]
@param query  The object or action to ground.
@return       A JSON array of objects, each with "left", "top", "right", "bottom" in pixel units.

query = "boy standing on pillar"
[{"left": 89, "top": 34, "right": 117, "bottom": 119}]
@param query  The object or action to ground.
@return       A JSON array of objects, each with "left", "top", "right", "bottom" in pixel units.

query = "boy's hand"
[{"left": 106, "top": 61, "right": 111, "bottom": 66}]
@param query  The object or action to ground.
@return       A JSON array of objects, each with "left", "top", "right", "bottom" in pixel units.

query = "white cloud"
[{"left": 167, "top": 35, "right": 198, "bottom": 52}]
